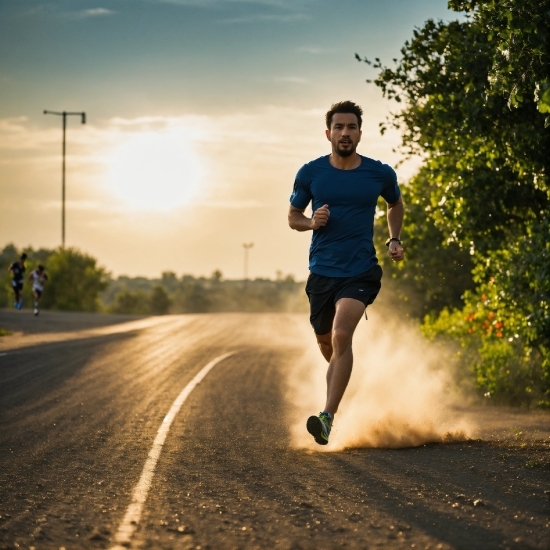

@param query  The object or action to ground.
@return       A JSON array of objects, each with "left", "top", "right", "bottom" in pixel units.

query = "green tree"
[
  {"left": 449, "top": 0, "right": 550, "bottom": 119},
  {"left": 148, "top": 285, "right": 172, "bottom": 315},
  {"left": 0, "top": 244, "right": 55, "bottom": 308},
  {"left": 0, "top": 244, "right": 20, "bottom": 307},
  {"left": 110, "top": 289, "right": 150, "bottom": 315},
  {"left": 374, "top": 176, "right": 475, "bottom": 319},
  {"left": 359, "top": 0, "right": 550, "bottom": 404},
  {"left": 173, "top": 282, "right": 211, "bottom": 313},
  {"left": 41, "top": 248, "right": 110, "bottom": 312}
]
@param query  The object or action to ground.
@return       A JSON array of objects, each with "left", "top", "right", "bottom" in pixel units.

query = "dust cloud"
[{"left": 286, "top": 307, "right": 477, "bottom": 451}]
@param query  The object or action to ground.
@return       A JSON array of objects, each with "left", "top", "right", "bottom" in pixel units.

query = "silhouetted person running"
[
  {"left": 8, "top": 253, "right": 27, "bottom": 310},
  {"left": 29, "top": 264, "right": 48, "bottom": 316},
  {"left": 288, "top": 101, "right": 405, "bottom": 445}
]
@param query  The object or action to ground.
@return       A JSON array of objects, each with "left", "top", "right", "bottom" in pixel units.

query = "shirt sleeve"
[
  {"left": 289, "top": 164, "right": 312, "bottom": 209},
  {"left": 380, "top": 164, "right": 401, "bottom": 204}
]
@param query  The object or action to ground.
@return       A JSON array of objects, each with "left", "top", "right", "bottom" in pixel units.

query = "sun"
[{"left": 105, "top": 129, "right": 204, "bottom": 210}]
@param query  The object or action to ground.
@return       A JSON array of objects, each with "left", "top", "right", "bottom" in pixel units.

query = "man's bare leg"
[
  {"left": 315, "top": 332, "right": 332, "bottom": 362},
  {"left": 323, "top": 298, "right": 365, "bottom": 416}
]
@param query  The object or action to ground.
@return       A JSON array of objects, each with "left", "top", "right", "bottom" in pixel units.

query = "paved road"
[{"left": 0, "top": 310, "right": 548, "bottom": 550}]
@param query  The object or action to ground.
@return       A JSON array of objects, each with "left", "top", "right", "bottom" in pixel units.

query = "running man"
[
  {"left": 29, "top": 264, "right": 48, "bottom": 316},
  {"left": 8, "top": 253, "right": 27, "bottom": 310},
  {"left": 288, "top": 100, "right": 405, "bottom": 445}
]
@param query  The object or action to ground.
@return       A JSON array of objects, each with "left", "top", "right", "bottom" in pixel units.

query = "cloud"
[
  {"left": 0, "top": 117, "right": 58, "bottom": 152},
  {"left": 156, "top": 0, "right": 309, "bottom": 7},
  {"left": 10, "top": 5, "right": 115, "bottom": 20},
  {"left": 153, "top": 0, "right": 310, "bottom": 23},
  {"left": 69, "top": 8, "right": 115, "bottom": 19}
]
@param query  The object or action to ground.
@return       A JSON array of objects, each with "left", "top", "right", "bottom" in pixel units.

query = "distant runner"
[
  {"left": 8, "top": 253, "right": 27, "bottom": 310},
  {"left": 29, "top": 265, "right": 48, "bottom": 316},
  {"left": 288, "top": 101, "right": 405, "bottom": 445}
]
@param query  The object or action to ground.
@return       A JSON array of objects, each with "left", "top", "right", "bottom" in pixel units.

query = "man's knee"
[{"left": 331, "top": 326, "right": 353, "bottom": 352}]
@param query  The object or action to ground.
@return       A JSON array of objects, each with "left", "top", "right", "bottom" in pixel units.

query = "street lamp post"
[
  {"left": 243, "top": 243, "right": 254, "bottom": 281},
  {"left": 44, "top": 110, "right": 86, "bottom": 248}
]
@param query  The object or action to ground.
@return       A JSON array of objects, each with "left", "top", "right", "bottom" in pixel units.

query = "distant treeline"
[
  {"left": 104, "top": 270, "right": 308, "bottom": 314},
  {"left": 0, "top": 244, "right": 308, "bottom": 315}
]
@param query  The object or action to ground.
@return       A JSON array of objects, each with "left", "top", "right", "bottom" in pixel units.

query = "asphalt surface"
[{"left": 0, "top": 309, "right": 549, "bottom": 550}]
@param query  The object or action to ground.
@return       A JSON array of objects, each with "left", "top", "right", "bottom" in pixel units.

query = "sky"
[{"left": 0, "top": 0, "right": 459, "bottom": 280}]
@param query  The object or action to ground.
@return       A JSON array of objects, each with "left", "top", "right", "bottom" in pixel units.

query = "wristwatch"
[{"left": 385, "top": 237, "right": 402, "bottom": 247}]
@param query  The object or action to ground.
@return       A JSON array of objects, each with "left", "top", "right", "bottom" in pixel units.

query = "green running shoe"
[{"left": 307, "top": 412, "right": 332, "bottom": 445}]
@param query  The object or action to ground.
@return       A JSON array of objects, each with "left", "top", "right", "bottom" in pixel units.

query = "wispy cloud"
[
  {"left": 156, "top": 0, "right": 310, "bottom": 7},
  {"left": 152, "top": 0, "right": 310, "bottom": 23},
  {"left": 0, "top": 117, "right": 57, "bottom": 151},
  {"left": 12, "top": 5, "right": 115, "bottom": 19},
  {"left": 68, "top": 8, "right": 115, "bottom": 19}
]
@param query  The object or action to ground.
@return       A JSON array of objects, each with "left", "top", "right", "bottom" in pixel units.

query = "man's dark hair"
[
  {"left": 20, "top": 253, "right": 27, "bottom": 261},
  {"left": 37, "top": 265, "right": 44, "bottom": 271},
  {"left": 325, "top": 101, "right": 363, "bottom": 130}
]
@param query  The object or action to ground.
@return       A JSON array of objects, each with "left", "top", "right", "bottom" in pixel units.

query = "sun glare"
[{"left": 105, "top": 130, "right": 204, "bottom": 210}]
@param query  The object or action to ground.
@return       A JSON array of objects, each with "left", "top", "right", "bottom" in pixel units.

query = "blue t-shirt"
[{"left": 290, "top": 155, "right": 400, "bottom": 277}]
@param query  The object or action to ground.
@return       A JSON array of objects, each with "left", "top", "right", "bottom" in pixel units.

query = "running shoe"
[
  {"left": 307, "top": 412, "right": 332, "bottom": 445},
  {"left": 34, "top": 308, "right": 39, "bottom": 316}
]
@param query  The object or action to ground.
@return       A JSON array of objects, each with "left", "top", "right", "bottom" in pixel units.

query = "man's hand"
[
  {"left": 388, "top": 240, "right": 404, "bottom": 262},
  {"left": 311, "top": 204, "right": 330, "bottom": 230}
]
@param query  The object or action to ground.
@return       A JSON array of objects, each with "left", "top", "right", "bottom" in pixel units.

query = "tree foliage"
[
  {"left": 359, "top": 0, "right": 550, "bottom": 405},
  {"left": 1, "top": 244, "right": 54, "bottom": 308},
  {"left": 374, "top": 173, "right": 475, "bottom": 319},
  {"left": 449, "top": 0, "right": 550, "bottom": 118},
  {"left": 40, "top": 248, "right": 109, "bottom": 312},
  {"left": 1, "top": 244, "right": 109, "bottom": 312},
  {"left": 1, "top": 243, "right": 307, "bottom": 316}
]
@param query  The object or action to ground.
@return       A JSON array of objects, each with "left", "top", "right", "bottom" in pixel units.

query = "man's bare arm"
[
  {"left": 386, "top": 195, "right": 405, "bottom": 261},
  {"left": 288, "top": 204, "right": 330, "bottom": 232},
  {"left": 387, "top": 195, "right": 404, "bottom": 238}
]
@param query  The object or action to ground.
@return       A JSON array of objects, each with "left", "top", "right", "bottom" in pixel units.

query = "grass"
[{"left": 0, "top": 328, "right": 12, "bottom": 337}]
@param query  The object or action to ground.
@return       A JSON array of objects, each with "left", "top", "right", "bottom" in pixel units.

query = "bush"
[
  {"left": 40, "top": 248, "right": 109, "bottom": 312},
  {"left": 110, "top": 289, "right": 150, "bottom": 315}
]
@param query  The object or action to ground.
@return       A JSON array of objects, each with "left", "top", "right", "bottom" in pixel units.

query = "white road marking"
[
  {"left": 0, "top": 353, "right": 7, "bottom": 357},
  {"left": 110, "top": 351, "right": 235, "bottom": 549}
]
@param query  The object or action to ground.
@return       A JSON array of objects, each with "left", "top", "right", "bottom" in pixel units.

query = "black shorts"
[
  {"left": 11, "top": 280, "right": 23, "bottom": 292},
  {"left": 305, "top": 264, "right": 383, "bottom": 335}
]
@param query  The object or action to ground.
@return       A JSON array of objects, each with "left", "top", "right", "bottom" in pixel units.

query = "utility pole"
[
  {"left": 243, "top": 243, "right": 254, "bottom": 280},
  {"left": 44, "top": 110, "right": 86, "bottom": 248}
]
